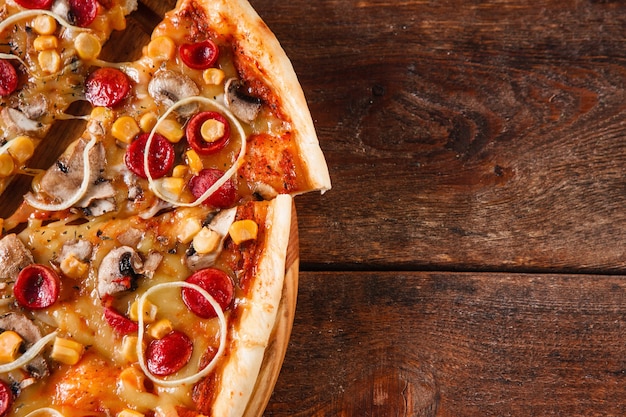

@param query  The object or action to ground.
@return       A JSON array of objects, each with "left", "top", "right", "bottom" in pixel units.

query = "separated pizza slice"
[
  {"left": 0, "top": 1, "right": 329, "bottom": 416},
  {"left": 0, "top": 193, "right": 293, "bottom": 417},
  {"left": 2, "top": 0, "right": 331, "bottom": 230},
  {"left": 0, "top": 0, "right": 139, "bottom": 195}
]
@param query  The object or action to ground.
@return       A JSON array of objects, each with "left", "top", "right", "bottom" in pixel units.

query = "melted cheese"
[
  {"left": 0, "top": 10, "right": 91, "bottom": 38},
  {"left": 9, "top": 205, "right": 233, "bottom": 416},
  {"left": 0, "top": 1, "right": 137, "bottom": 195},
  {"left": 146, "top": 96, "right": 248, "bottom": 207},
  {"left": 136, "top": 281, "right": 227, "bottom": 387}
]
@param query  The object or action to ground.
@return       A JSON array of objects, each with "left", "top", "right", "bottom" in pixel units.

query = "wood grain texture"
[
  {"left": 1, "top": 1, "right": 626, "bottom": 416},
  {"left": 246, "top": 0, "right": 626, "bottom": 272},
  {"left": 131, "top": 2, "right": 626, "bottom": 416},
  {"left": 267, "top": 271, "right": 626, "bottom": 416}
]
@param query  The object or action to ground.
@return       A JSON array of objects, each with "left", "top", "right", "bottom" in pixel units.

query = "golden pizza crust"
[
  {"left": 174, "top": 0, "right": 331, "bottom": 194},
  {"left": 210, "top": 194, "right": 292, "bottom": 417},
  {"left": 167, "top": 3, "right": 325, "bottom": 412}
]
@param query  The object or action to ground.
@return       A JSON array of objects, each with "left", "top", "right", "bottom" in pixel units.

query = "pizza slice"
[
  {"left": 0, "top": 0, "right": 330, "bottom": 416},
  {"left": 0, "top": 193, "right": 294, "bottom": 417},
  {"left": 2, "top": 0, "right": 330, "bottom": 232},
  {"left": 0, "top": 0, "right": 139, "bottom": 195}
]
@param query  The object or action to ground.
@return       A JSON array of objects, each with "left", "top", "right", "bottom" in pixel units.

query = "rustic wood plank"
[
  {"left": 266, "top": 270, "right": 626, "bottom": 416},
  {"left": 244, "top": 0, "right": 626, "bottom": 272}
]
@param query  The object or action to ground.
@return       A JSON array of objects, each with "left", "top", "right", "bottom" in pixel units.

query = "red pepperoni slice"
[
  {"left": 182, "top": 268, "right": 234, "bottom": 319},
  {"left": 0, "top": 380, "right": 12, "bottom": 417},
  {"left": 179, "top": 40, "right": 219, "bottom": 70},
  {"left": 69, "top": 0, "right": 99, "bottom": 27},
  {"left": 14, "top": 0, "right": 53, "bottom": 9},
  {"left": 0, "top": 61, "right": 18, "bottom": 97},
  {"left": 125, "top": 133, "right": 175, "bottom": 179},
  {"left": 103, "top": 307, "right": 138, "bottom": 335},
  {"left": 186, "top": 111, "right": 230, "bottom": 155},
  {"left": 188, "top": 168, "right": 238, "bottom": 208},
  {"left": 85, "top": 67, "right": 130, "bottom": 107},
  {"left": 14, "top": 264, "right": 60, "bottom": 310},
  {"left": 146, "top": 331, "right": 193, "bottom": 376}
]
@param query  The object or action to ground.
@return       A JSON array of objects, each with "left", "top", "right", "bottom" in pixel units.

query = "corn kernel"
[
  {"left": 192, "top": 227, "right": 221, "bottom": 254},
  {"left": 33, "top": 35, "right": 58, "bottom": 51},
  {"left": 51, "top": 337, "right": 84, "bottom": 365},
  {"left": 129, "top": 299, "right": 157, "bottom": 323},
  {"left": 176, "top": 217, "right": 202, "bottom": 244},
  {"left": 147, "top": 319, "right": 173, "bottom": 339},
  {"left": 184, "top": 149, "right": 203, "bottom": 175},
  {"left": 88, "top": 13, "right": 108, "bottom": 33},
  {"left": 60, "top": 253, "right": 89, "bottom": 279},
  {"left": 159, "top": 177, "right": 185, "bottom": 199},
  {"left": 0, "top": 331, "right": 23, "bottom": 363},
  {"left": 229, "top": 220, "right": 259, "bottom": 244},
  {"left": 118, "top": 409, "right": 144, "bottom": 417},
  {"left": 91, "top": 106, "right": 114, "bottom": 122},
  {"left": 121, "top": 335, "right": 138, "bottom": 362},
  {"left": 8, "top": 136, "right": 35, "bottom": 164},
  {"left": 109, "top": 6, "right": 127, "bottom": 31},
  {"left": 38, "top": 50, "right": 61, "bottom": 73},
  {"left": 172, "top": 164, "right": 188, "bottom": 178},
  {"left": 139, "top": 112, "right": 158, "bottom": 133},
  {"left": 147, "top": 36, "right": 176, "bottom": 61},
  {"left": 157, "top": 119, "right": 184, "bottom": 143},
  {"left": 112, "top": 116, "right": 140, "bottom": 144},
  {"left": 119, "top": 366, "right": 146, "bottom": 391},
  {"left": 201, "top": 119, "right": 225, "bottom": 143},
  {"left": 0, "top": 154, "right": 15, "bottom": 178},
  {"left": 203, "top": 68, "right": 225, "bottom": 85},
  {"left": 32, "top": 15, "right": 57, "bottom": 35},
  {"left": 74, "top": 32, "right": 102, "bottom": 60}
]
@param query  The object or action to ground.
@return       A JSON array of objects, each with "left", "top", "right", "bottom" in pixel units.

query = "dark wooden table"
[
  {"left": 253, "top": 1, "right": 626, "bottom": 415},
  {"left": 6, "top": 0, "right": 626, "bottom": 415}
]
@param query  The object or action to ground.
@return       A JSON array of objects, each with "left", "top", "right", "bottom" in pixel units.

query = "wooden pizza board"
[{"left": 244, "top": 203, "right": 299, "bottom": 417}]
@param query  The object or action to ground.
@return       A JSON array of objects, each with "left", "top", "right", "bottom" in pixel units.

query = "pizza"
[
  {"left": 0, "top": 0, "right": 139, "bottom": 195},
  {"left": 0, "top": 1, "right": 331, "bottom": 416}
]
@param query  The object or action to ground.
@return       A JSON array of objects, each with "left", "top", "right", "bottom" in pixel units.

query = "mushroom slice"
[
  {"left": 139, "top": 198, "right": 173, "bottom": 220},
  {"left": 97, "top": 246, "right": 143, "bottom": 298},
  {"left": 185, "top": 208, "right": 237, "bottom": 271},
  {"left": 58, "top": 239, "right": 93, "bottom": 264},
  {"left": 224, "top": 78, "right": 262, "bottom": 123},
  {"left": 77, "top": 180, "right": 117, "bottom": 216},
  {"left": 97, "top": 247, "right": 163, "bottom": 298},
  {"left": 0, "top": 313, "right": 49, "bottom": 378},
  {"left": 0, "top": 234, "right": 34, "bottom": 282},
  {"left": 251, "top": 182, "right": 279, "bottom": 200},
  {"left": 116, "top": 227, "right": 143, "bottom": 247},
  {"left": 148, "top": 70, "right": 200, "bottom": 117},
  {"left": 141, "top": 251, "right": 163, "bottom": 279},
  {"left": 19, "top": 94, "right": 48, "bottom": 120},
  {"left": 38, "top": 138, "right": 106, "bottom": 205},
  {"left": 51, "top": 0, "right": 70, "bottom": 21},
  {"left": 1, "top": 108, "right": 43, "bottom": 136}
]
